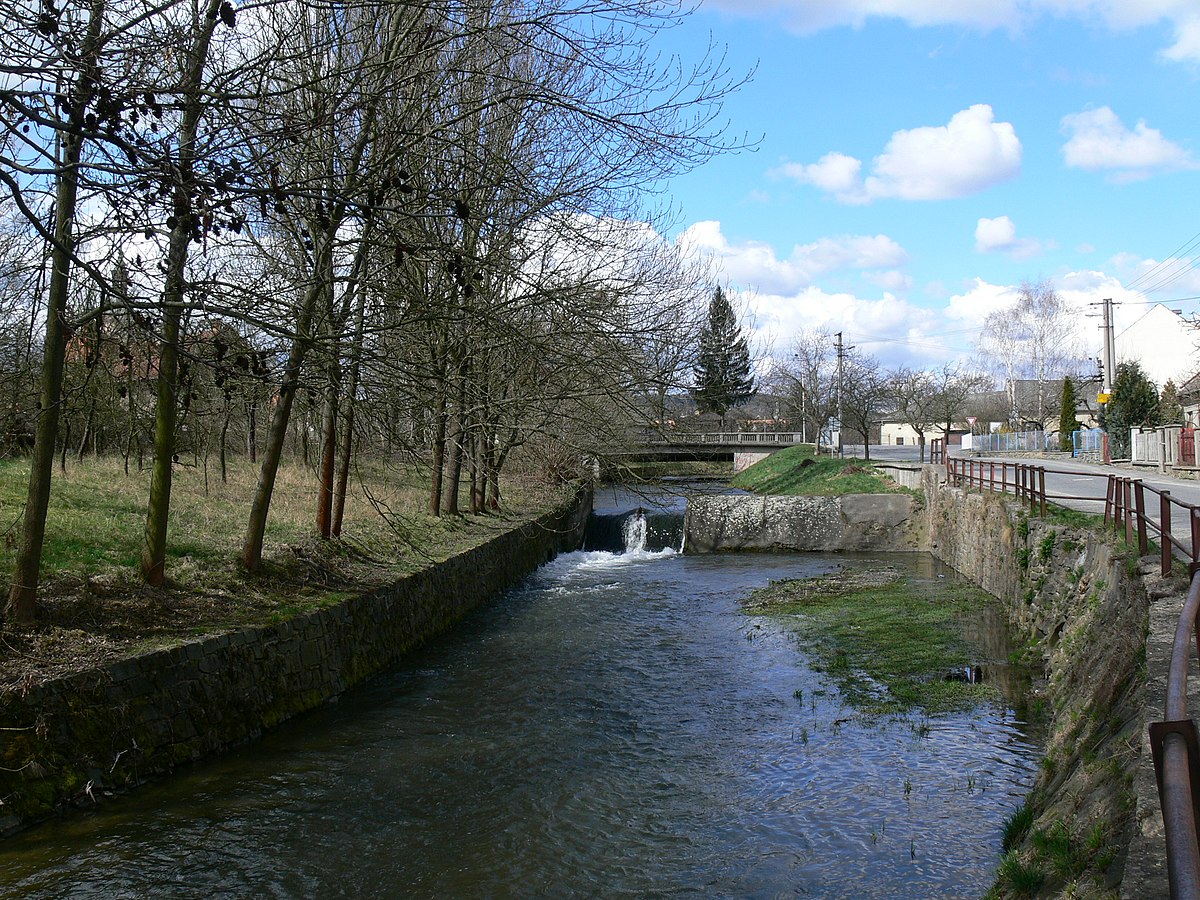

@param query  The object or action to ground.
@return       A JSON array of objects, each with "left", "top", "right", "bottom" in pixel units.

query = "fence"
[
  {"left": 944, "top": 455, "right": 1200, "bottom": 897},
  {"left": 1073, "top": 428, "right": 1108, "bottom": 459},
  {"left": 969, "top": 430, "right": 1051, "bottom": 454}
]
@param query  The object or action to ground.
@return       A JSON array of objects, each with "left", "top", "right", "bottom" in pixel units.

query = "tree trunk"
[
  {"left": 332, "top": 278, "right": 367, "bottom": 538},
  {"left": 140, "top": 0, "right": 223, "bottom": 586},
  {"left": 246, "top": 397, "right": 257, "bottom": 462},
  {"left": 76, "top": 403, "right": 94, "bottom": 462},
  {"left": 428, "top": 392, "right": 447, "bottom": 517},
  {"left": 140, "top": 258, "right": 185, "bottom": 586},
  {"left": 6, "top": 153, "right": 87, "bottom": 621},
  {"left": 241, "top": 265, "right": 324, "bottom": 571},
  {"left": 443, "top": 413, "right": 463, "bottom": 516},
  {"left": 219, "top": 404, "right": 230, "bottom": 484},
  {"left": 315, "top": 372, "right": 338, "bottom": 539}
]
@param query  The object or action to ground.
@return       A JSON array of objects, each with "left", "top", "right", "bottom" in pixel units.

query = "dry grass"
[{"left": 0, "top": 453, "right": 568, "bottom": 688}]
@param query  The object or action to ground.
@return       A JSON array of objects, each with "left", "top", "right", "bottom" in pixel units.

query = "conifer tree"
[
  {"left": 692, "top": 286, "right": 754, "bottom": 416},
  {"left": 1160, "top": 379, "right": 1184, "bottom": 424},
  {"left": 1101, "top": 362, "right": 1159, "bottom": 459},
  {"left": 1058, "top": 376, "right": 1077, "bottom": 452}
]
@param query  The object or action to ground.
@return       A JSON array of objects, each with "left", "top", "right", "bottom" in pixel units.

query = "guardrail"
[{"left": 945, "top": 455, "right": 1200, "bottom": 896}]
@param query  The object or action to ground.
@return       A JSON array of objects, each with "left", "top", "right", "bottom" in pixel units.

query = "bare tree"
[
  {"left": 890, "top": 367, "right": 937, "bottom": 462},
  {"left": 2, "top": 0, "right": 109, "bottom": 621},
  {"left": 927, "top": 364, "right": 992, "bottom": 445},
  {"left": 774, "top": 330, "right": 838, "bottom": 453},
  {"left": 976, "top": 280, "right": 1085, "bottom": 428},
  {"left": 839, "top": 351, "right": 889, "bottom": 460}
]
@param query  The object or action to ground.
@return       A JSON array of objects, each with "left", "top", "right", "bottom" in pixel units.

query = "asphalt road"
[{"left": 840, "top": 444, "right": 1200, "bottom": 546}]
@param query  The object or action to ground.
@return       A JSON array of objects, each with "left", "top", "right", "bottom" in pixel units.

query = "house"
[{"left": 1113, "top": 304, "right": 1197, "bottom": 391}]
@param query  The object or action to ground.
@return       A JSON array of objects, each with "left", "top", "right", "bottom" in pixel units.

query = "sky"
[{"left": 655, "top": 0, "right": 1200, "bottom": 378}]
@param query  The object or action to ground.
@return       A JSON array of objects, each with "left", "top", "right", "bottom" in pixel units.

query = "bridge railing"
[
  {"left": 946, "top": 455, "right": 1200, "bottom": 896},
  {"left": 639, "top": 431, "right": 805, "bottom": 446}
]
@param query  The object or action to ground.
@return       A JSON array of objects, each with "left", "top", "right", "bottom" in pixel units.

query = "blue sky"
[{"left": 657, "top": 1, "right": 1200, "bottom": 372}]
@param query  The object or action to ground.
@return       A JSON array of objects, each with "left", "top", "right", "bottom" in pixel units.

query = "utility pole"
[
  {"left": 836, "top": 331, "right": 853, "bottom": 458},
  {"left": 1100, "top": 297, "right": 1114, "bottom": 396}
]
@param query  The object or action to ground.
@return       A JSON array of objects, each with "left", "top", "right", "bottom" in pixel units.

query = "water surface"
[{"left": 0, "top": 488, "right": 1039, "bottom": 898}]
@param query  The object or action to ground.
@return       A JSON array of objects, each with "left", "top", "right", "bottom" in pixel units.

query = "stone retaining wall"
[
  {"left": 684, "top": 493, "right": 923, "bottom": 553},
  {"left": 921, "top": 466, "right": 1178, "bottom": 897},
  {"left": 0, "top": 488, "right": 591, "bottom": 834}
]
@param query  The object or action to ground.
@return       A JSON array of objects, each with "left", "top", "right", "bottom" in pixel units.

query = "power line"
[{"left": 1126, "top": 228, "right": 1200, "bottom": 292}]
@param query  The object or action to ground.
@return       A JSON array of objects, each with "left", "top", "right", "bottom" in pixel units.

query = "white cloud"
[
  {"left": 944, "top": 278, "right": 1020, "bottom": 328},
  {"left": 699, "top": 1, "right": 1200, "bottom": 63},
  {"left": 975, "top": 216, "right": 1042, "bottom": 258},
  {"left": 1111, "top": 253, "right": 1200, "bottom": 296},
  {"left": 1061, "top": 106, "right": 1197, "bottom": 181},
  {"left": 775, "top": 153, "right": 865, "bottom": 202},
  {"left": 775, "top": 105, "right": 1021, "bottom": 204},
  {"left": 745, "top": 285, "right": 948, "bottom": 368},
  {"left": 677, "top": 220, "right": 908, "bottom": 294}
]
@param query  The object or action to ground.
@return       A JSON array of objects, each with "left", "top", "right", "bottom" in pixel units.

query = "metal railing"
[
  {"left": 945, "top": 455, "right": 1200, "bottom": 897},
  {"left": 640, "top": 431, "right": 805, "bottom": 447},
  {"left": 1073, "top": 428, "right": 1108, "bottom": 459},
  {"left": 971, "top": 429, "right": 1051, "bottom": 454}
]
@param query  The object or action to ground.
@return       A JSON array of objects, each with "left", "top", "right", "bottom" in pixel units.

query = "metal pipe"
[{"left": 1165, "top": 491, "right": 1174, "bottom": 577}]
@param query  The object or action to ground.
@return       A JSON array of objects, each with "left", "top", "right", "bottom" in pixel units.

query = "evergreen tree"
[
  {"left": 1100, "top": 362, "right": 1159, "bottom": 459},
  {"left": 693, "top": 286, "right": 754, "bottom": 416},
  {"left": 1058, "top": 376, "right": 1077, "bottom": 452},
  {"left": 1160, "top": 379, "right": 1184, "bottom": 424}
]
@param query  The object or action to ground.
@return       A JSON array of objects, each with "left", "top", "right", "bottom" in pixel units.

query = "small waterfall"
[
  {"left": 582, "top": 508, "right": 683, "bottom": 554},
  {"left": 622, "top": 510, "right": 649, "bottom": 553}
]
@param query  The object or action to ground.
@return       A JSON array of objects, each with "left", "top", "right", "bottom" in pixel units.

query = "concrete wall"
[
  {"left": 733, "top": 450, "right": 772, "bottom": 472},
  {"left": 0, "top": 488, "right": 591, "bottom": 834},
  {"left": 684, "top": 493, "right": 923, "bottom": 553}
]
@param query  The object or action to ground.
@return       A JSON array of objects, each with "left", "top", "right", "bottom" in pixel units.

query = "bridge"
[{"left": 620, "top": 431, "right": 810, "bottom": 462}]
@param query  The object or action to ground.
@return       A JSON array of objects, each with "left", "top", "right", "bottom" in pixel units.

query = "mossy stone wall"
[{"left": 921, "top": 467, "right": 1174, "bottom": 896}]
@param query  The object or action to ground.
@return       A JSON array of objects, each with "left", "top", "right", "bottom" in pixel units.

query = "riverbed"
[{"left": 0, "top": 485, "right": 1040, "bottom": 898}]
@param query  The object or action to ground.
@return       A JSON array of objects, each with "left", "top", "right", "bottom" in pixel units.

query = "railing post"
[
  {"left": 1163, "top": 491, "right": 1174, "bottom": 577},
  {"left": 1105, "top": 476, "right": 1114, "bottom": 525},
  {"left": 1191, "top": 509, "right": 1200, "bottom": 574},
  {"left": 1039, "top": 468, "right": 1047, "bottom": 517},
  {"left": 1001, "top": 462, "right": 1007, "bottom": 496},
  {"left": 1135, "top": 480, "right": 1148, "bottom": 554},
  {"left": 1125, "top": 479, "right": 1135, "bottom": 547}
]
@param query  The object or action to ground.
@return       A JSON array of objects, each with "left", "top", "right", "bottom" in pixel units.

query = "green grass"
[
  {"left": 744, "top": 566, "right": 1001, "bottom": 715},
  {"left": 0, "top": 455, "right": 566, "bottom": 583},
  {"left": 730, "top": 445, "right": 908, "bottom": 496},
  {"left": 0, "top": 454, "right": 571, "bottom": 663},
  {"left": 1002, "top": 802, "right": 1036, "bottom": 852},
  {"left": 992, "top": 851, "right": 1046, "bottom": 898}
]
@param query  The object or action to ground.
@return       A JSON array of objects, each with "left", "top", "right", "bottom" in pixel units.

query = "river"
[{"left": 0, "top": 484, "right": 1040, "bottom": 898}]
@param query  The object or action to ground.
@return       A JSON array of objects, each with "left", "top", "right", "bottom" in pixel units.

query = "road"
[{"left": 841, "top": 443, "right": 1200, "bottom": 543}]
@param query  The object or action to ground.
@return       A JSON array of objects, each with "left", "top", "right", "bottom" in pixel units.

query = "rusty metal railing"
[{"left": 943, "top": 455, "right": 1200, "bottom": 896}]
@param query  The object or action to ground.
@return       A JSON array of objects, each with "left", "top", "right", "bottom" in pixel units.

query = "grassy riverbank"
[
  {"left": 745, "top": 563, "right": 1006, "bottom": 716},
  {"left": 0, "top": 455, "right": 568, "bottom": 687},
  {"left": 730, "top": 445, "right": 909, "bottom": 496}
]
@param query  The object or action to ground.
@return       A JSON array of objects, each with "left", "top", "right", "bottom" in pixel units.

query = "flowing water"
[{"left": 0, "top": 484, "right": 1040, "bottom": 898}]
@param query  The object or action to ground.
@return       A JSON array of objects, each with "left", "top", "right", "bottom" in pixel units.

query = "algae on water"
[{"left": 745, "top": 561, "right": 1011, "bottom": 716}]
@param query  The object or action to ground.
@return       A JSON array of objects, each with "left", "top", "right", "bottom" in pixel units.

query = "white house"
[{"left": 1114, "top": 304, "right": 1197, "bottom": 391}]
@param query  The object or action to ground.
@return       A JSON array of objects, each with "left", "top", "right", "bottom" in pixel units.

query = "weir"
[{"left": 583, "top": 506, "right": 684, "bottom": 553}]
